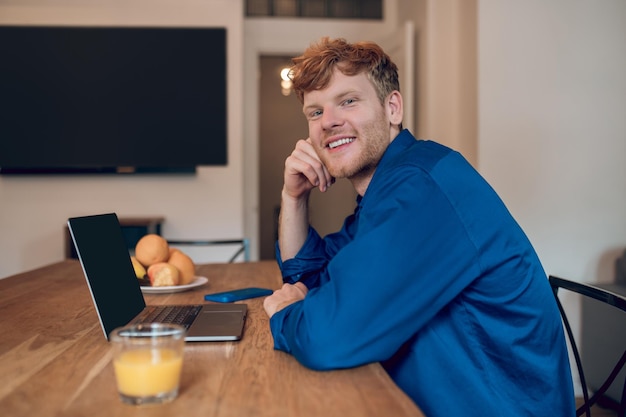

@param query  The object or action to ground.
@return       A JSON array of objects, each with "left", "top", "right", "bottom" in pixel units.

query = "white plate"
[{"left": 141, "top": 276, "right": 208, "bottom": 294}]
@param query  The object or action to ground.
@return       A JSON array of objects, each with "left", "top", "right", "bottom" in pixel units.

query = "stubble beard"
[{"left": 321, "top": 115, "right": 391, "bottom": 182}]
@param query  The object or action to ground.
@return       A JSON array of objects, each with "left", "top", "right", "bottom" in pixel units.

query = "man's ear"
[{"left": 386, "top": 91, "right": 403, "bottom": 126}]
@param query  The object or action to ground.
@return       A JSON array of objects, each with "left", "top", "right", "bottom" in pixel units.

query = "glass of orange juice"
[{"left": 110, "top": 323, "right": 186, "bottom": 405}]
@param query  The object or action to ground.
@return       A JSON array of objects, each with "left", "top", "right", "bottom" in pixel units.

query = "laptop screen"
[{"left": 68, "top": 213, "right": 145, "bottom": 338}]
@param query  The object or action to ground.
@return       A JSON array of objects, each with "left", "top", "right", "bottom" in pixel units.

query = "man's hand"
[
  {"left": 283, "top": 138, "right": 334, "bottom": 200},
  {"left": 264, "top": 282, "right": 309, "bottom": 318},
  {"left": 278, "top": 138, "right": 334, "bottom": 261}
]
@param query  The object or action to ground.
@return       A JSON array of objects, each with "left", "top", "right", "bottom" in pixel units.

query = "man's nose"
[{"left": 321, "top": 107, "right": 343, "bottom": 130}]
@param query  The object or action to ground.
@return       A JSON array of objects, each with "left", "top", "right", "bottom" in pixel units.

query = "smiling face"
[{"left": 303, "top": 68, "right": 402, "bottom": 194}]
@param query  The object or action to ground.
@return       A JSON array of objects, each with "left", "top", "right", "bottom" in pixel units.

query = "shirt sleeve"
[
  {"left": 269, "top": 161, "right": 485, "bottom": 371},
  {"left": 275, "top": 227, "right": 328, "bottom": 287},
  {"left": 276, "top": 203, "right": 360, "bottom": 287}
]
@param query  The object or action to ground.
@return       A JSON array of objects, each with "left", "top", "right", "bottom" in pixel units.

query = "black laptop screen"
[{"left": 68, "top": 213, "right": 145, "bottom": 338}]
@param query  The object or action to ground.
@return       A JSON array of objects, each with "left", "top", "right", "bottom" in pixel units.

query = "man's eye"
[
  {"left": 310, "top": 110, "right": 322, "bottom": 118},
  {"left": 343, "top": 98, "right": 355, "bottom": 105}
]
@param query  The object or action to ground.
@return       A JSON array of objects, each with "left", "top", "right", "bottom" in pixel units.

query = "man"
[{"left": 263, "top": 37, "right": 574, "bottom": 416}]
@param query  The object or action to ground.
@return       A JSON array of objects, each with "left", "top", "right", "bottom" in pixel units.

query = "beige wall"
[
  {"left": 478, "top": 0, "right": 626, "bottom": 283},
  {"left": 1, "top": 0, "right": 624, "bottom": 303},
  {"left": 0, "top": 0, "right": 246, "bottom": 276},
  {"left": 478, "top": 0, "right": 626, "bottom": 396},
  {"left": 415, "top": 0, "right": 478, "bottom": 166},
  {"left": 0, "top": 0, "right": 412, "bottom": 277}
]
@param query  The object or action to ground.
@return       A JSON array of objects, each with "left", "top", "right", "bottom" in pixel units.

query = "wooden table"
[{"left": 0, "top": 260, "right": 423, "bottom": 417}]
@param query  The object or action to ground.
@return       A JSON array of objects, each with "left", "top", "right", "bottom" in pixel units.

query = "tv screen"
[{"left": 0, "top": 25, "right": 227, "bottom": 174}]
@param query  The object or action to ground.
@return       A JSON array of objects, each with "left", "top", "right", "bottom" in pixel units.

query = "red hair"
[{"left": 290, "top": 37, "right": 400, "bottom": 104}]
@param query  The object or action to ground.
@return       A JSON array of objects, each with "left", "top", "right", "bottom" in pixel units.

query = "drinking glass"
[{"left": 110, "top": 323, "right": 186, "bottom": 405}]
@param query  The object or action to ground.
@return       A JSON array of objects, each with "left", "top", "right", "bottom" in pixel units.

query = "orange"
[
  {"left": 168, "top": 250, "right": 196, "bottom": 285},
  {"left": 134, "top": 234, "right": 170, "bottom": 267}
]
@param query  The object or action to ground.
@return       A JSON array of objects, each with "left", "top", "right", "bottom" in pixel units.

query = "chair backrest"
[
  {"left": 549, "top": 275, "right": 626, "bottom": 417},
  {"left": 166, "top": 239, "right": 250, "bottom": 263}
]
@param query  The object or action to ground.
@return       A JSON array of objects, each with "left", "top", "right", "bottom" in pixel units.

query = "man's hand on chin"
[{"left": 264, "top": 282, "right": 309, "bottom": 318}]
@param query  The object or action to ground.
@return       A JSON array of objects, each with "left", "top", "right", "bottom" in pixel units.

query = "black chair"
[
  {"left": 166, "top": 239, "right": 250, "bottom": 263},
  {"left": 549, "top": 275, "right": 626, "bottom": 417}
]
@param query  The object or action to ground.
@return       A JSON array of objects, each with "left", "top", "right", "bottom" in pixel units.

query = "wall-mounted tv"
[{"left": 0, "top": 25, "right": 227, "bottom": 174}]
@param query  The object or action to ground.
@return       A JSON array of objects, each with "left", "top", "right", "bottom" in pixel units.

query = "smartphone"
[{"left": 204, "top": 287, "right": 274, "bottom": 303}]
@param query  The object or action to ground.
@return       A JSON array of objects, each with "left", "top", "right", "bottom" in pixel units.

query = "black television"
[{"left": 0, "top": 25, "right": 227, "bottom": 174}]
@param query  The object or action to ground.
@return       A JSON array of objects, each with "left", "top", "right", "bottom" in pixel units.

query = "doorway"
[{"left": 258, "top": 55, "right": 358, "bottom": 260}]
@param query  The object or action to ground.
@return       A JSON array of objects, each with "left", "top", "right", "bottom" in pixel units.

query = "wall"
[
  {"left": 416, "top": 0, "right": 478, "bottom": 166},
  {"left": 478, "top": 0, "right": 626, "bottom": 395},
  {"left": 479, "top": 0, "right": 626, "bottom": 283},
  {"left": 0, "top": 0, "right": 413, "bottom": 277},
  {"left": 4, "top": 0, "right": 623, "bottom": 295},
  {"left": 0, "top": 0, "right": 245, "bottom": 277},
  {"left": 0, "top": 0, "right": 415, "bottom": 278}
]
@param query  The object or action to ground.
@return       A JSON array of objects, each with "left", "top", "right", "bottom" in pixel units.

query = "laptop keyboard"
[{"left": 139, "top": 305, "right": 202, "bottom": 329}]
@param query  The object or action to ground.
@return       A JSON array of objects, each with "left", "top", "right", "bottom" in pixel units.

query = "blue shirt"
[{"left": 270, "top": 130, "right": 575, "bottom": 416}]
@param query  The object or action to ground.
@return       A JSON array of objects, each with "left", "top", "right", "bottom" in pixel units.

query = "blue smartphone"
[{"left": 204, "top": 287, "right": 273, "bottom": 303}]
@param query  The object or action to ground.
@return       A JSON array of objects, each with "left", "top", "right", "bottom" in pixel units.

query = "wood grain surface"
[{"left": 0, "top": 260, "right": 422, "bottom": 417}]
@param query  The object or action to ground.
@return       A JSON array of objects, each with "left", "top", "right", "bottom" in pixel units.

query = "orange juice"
[{"left": 113, "top": 348, "right": 183, "bottom": 397}]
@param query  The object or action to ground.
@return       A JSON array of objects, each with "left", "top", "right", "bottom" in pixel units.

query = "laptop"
[{"left": 67, "top": 213, "right": 247, "bottom": 342}]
